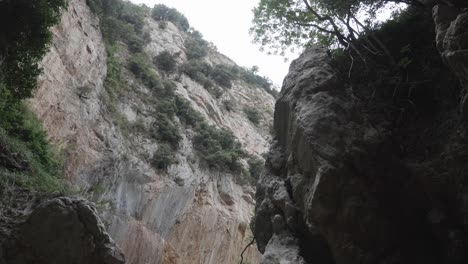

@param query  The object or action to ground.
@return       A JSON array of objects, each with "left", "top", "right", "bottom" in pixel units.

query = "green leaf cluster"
[
  {"left": 151, "top": 4, "right": 190, "bottom": 32},
  {"left": 0, "top": 0, "right": 67, "bottom": 193},
  {"left": 0, "top": 0, "right": 67, "bottom": 100}
]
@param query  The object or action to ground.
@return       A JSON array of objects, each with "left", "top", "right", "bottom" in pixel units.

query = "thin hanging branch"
[{"left": 239, "top": 237, "right": 256, "bottom": 264}]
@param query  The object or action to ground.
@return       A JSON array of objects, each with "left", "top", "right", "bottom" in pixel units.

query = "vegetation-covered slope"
[
  {"left": 0, "top": 0, "right": 67, "bottom": 193},
  {"left": 26, "top": 0, "right": 276, "bottom": 263}
]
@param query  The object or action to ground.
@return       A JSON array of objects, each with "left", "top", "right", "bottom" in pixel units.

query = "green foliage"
[
  {"left": 210, "top": 64, "right": 235, "bottom": 88},
  {"left": 151, "top": 114, "right": 182, "bottom": 149},
  {"left": 152, "top": 143, "right": 177, "bottom": 170},
  {"left": 175, "top": 96, "right": 203, "bottom": 127},
  {"left": 129, "top": 53, "right": 163, "bottom": 90},
  {"left": 193, "top": 124, "right": 246, "bottom": 172},
  {"left": 87, "top": 0, "right": 147, "bottom": 52},
  {"left": 329, "top": 7, "right": 453, "bottom": 124},
  {"left": 101, "top": 43, "right": 124, "bottom": 115},
  {"left": 154, "top": 51, "right": 178, "bottom": 73},
  {"left": 250, "top": 0, "right": 418, "bottom": 55},
  {"left": 185, "top": 31, "right": 209, "bottom": 60},
  {"left": 247, "top": 156, "right": 264, "bottom": 180},
  {"left": 89, "top": 0, "right": 253, "bottom": 175},
  {"left": 244, "top": 107, "right": 262, "bottom": 126},
  {"left": 151, "top": 4, "right": 190, "bottom": 31},
  {"left": 223, "top": 100, "right": 235, "bottom": 112},
  {"left": 174, "top": 96, "right": 247, "bottom": 173},
  {"left": 0, "top": 0, "right": 67, "bottom": 100},
  {"left": 181, "top": 60, "right": 213, "bottom": 82},
  {"left": 180, "top": 60, "right": 225, "bottom": 97},
  {"left": 0, "top": 0, "right": 66, "bottom": 193},
  {"left": 0, "top": 102, "right": 64, "bottom": 193},
  {"left": 238, "top": 67, "right": 278, "bottom": 97}
]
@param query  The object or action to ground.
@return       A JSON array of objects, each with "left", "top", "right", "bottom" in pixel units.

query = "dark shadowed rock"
[
  {"left": 433, "top": 5, "right": 468, "bottom": 119},
  {"left": 5, "top": 197, "right": 125, "bottom": 264},
  {"left": 255, "top": 44, "right": 468, "bottom": 263}
]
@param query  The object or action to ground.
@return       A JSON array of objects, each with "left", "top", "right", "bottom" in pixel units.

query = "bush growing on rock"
[
  {"left": 151, "top": 4, "right": 190, "bottom": 32},
  {"left": 244, "top": 107, "right": 261, "bottom": 126},
  {"left": 154, "top": 51, "right": 178, "bottom": 73},
  {"left": 185, "top": 31, "right": 209, "bottom": 60},
  {"left": 210, "top": 65, "right": 235, "bottom": 88},
  {"left": 151, "top": 114, "right": 182, "bottom": 149},
  {"left": 175, "top": 96, "right": 203, "bottom": 127},
  {"left": 247, "top": 156, "right": 264, "bottom": 180},
  {"left": 223, "top": 100, "right": 235, "bottom": 112},
  {"left": 152, "top": 143, "right": 177, "bottom": 170},
  {"left": 180, "top": 60, "right": 213, "bottom": 83},
  {"left": 129, "top": 53, "right": 163, "bottom": 90},
  {"left": 193, "top": 124, "right": 246, "bottom": 171},
  {"left": 0, "top": 0, "right": 67, "bottom": 193}
]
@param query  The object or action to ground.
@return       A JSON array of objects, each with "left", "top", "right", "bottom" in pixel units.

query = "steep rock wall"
[
  {"left": 31, "top": 1, "right": 274, "bottom": 263},
  {"left": 255, "top": 6, "right": 468, "bottom": 263}
]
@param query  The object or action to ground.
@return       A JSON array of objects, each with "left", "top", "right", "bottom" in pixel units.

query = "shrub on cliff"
[
  {"left": 151, "top": 4, "right": 190, "bottom": 32},
  {"left": 193, "top": 124, "right": 246, "bottom": 171},
  {"left": 175, "top": 96, "right": 203, "bottom": 127},
  {"left": 244, "top": 107, "right": 261, "bottom": 126},
  {"left": 247, "top": 156, "right": 264, "bottom": 180},
  {"left": 129, "top": 53, "right": 163, "bottom": 90},
  {"left": 154, "top": 51, "right": 178, "bottom": 73},
  {"left": 0, "top": 0, "right": 67, "bottom": 193},
  {"left": 87, "top": 0, "right": 146, "bottom": 53},
  {"left": 0, "top": 0, "right": 67, "bottom": 100},
  {"left": 185, "top": 31, "right": 209, "bottom": 60},
  {"left": 151, "top": 114, "right": 182, "bottom": 149},
  {"left": 210, "top": 65, "right": 235, "bottom": 89},
  {"left": 180, "top": 60, "right": 213, "bottom": 82},
  {"left": 152, "top": 143, "right": 177, "bottom": 170}
]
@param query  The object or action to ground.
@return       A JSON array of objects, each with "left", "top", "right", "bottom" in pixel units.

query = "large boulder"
[{"left": 5, "top": 197, "right": 125, "bottom": 264}]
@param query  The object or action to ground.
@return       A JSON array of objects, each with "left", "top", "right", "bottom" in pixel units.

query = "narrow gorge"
[
  {"left": 1, "top": 0, "right": 274, "bottom": 263},
  {"left": 2, "top": 0, "right": 468, "bottom": 264}
]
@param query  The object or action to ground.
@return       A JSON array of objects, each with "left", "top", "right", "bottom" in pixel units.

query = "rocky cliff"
[
  {"left": 29, "top": 0, "right": 274, "bottom": 263},
  {"left": 255, "top": 2, "right": 468, "bottom": 264}
]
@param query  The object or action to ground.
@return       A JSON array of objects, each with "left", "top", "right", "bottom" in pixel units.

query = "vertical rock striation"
[
  {"left": 256, "top": 42, "right": 468, "bottom": 263},
  {"left": 30, "top": 0, "right": 274, "bottom": 263}
]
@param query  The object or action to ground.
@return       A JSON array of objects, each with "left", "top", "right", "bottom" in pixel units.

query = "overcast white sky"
[{"left": 129, "top": 0, "right": 296, "bottom": 87}]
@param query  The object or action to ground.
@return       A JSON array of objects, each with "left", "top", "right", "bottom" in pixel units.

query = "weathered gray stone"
[
  {"left": 28, "top": 0, "right": 275, "bottom": 263},
  {"left": 6, "top": 197, "right": 125, "bottom": 264},
  {"left": 433, "top": 6, "right": 468, "bottom": 120},
  {"left": 255, "top": 44, "right": 468, "bottom": 263}
]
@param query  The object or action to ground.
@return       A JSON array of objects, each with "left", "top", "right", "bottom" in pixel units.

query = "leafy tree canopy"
[
  {"left": 151, "top": 4, "right": 190, "bottom": 31},
  {"left": 250, "top": 0, "right": 425, "bottom": 56},
  {"left": 0, "top": 0, "right": 67, "bottom": 100}
]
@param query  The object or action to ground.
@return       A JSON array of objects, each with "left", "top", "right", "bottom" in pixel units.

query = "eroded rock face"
[
  {"left": 31, "top": 0, "right": 274, "bottom": 263},
  {"left": 433, "top": 4, "right": 468, "bottom": 118},
  {"left": 4, "top": 196, "right": 124, "bottom": 264},
  {"left": 255, "top": 46, "right": 468, "bottom": 263}
]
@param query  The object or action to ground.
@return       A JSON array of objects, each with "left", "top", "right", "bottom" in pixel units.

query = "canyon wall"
[
  {"left": 255, "top": 3, "right": 468, "bottom": 264},
  {"left": 30, "top": 0, "right": 275, "bottom": 263}
]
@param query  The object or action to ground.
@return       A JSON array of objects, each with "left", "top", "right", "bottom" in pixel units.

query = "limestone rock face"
[
  {"left": 255, "top": 45, "right": 468, "bottom": 263},
  {"left": 30, "top": 0, "right": 274, "bottom": 263}
]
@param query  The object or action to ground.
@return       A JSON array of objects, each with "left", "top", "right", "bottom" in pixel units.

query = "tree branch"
[
  {"left": 301, "top": 0, "right": 350, "bottom": 47},
  {"left": 239, "top": 237, "right": 256, "bottom": 264}
]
